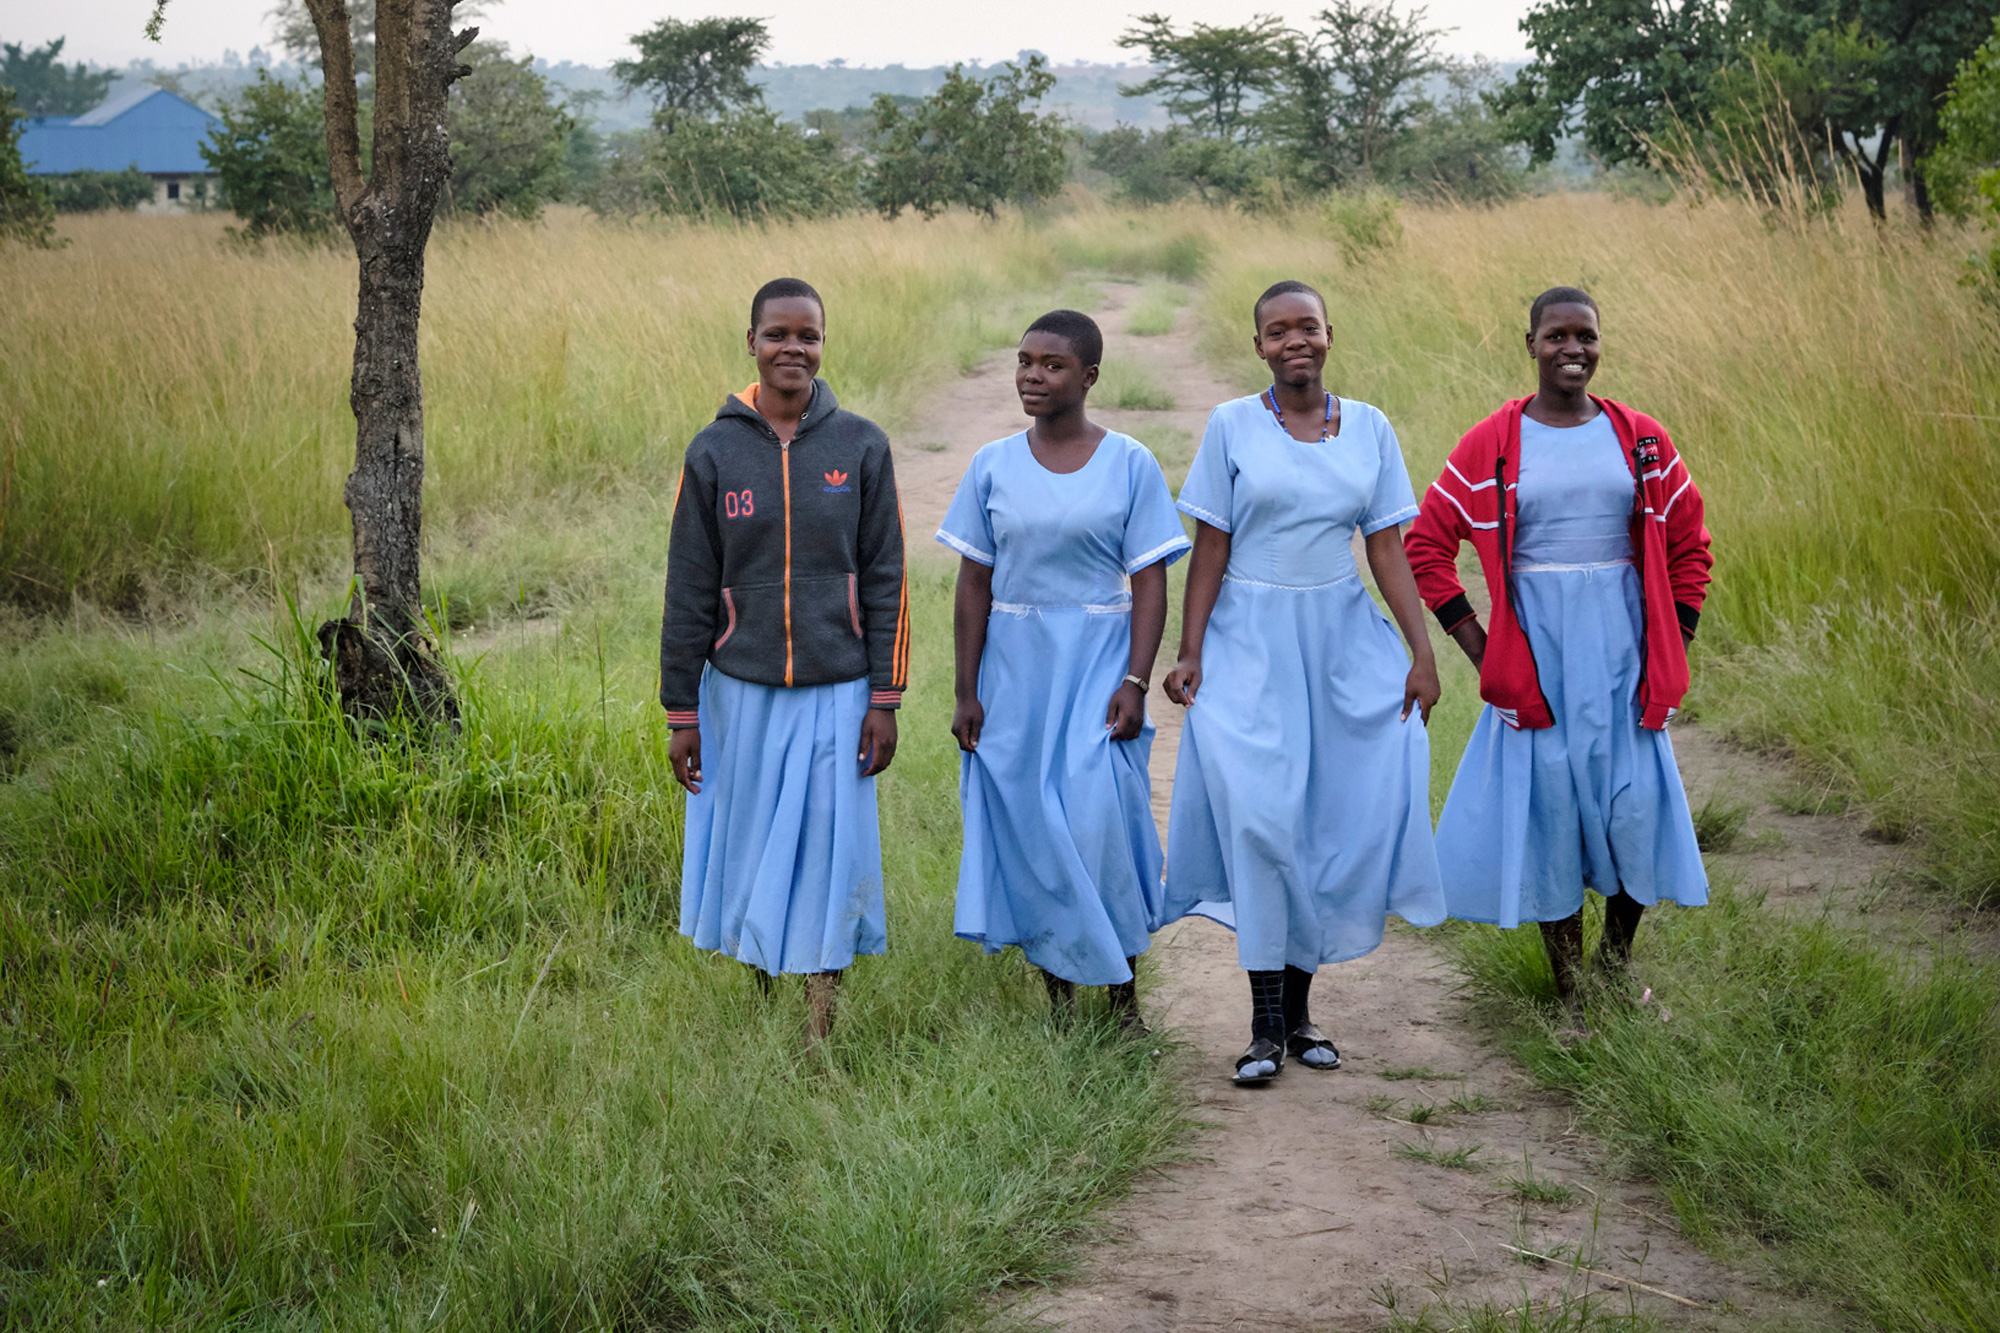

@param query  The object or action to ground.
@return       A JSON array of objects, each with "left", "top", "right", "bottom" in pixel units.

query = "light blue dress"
[
  {"left": 679, "top": 668, "right": 887, "bottom": 974},
  {"left": 1435, "top": 413, "right": 1709, "bottom": 927},
  {"left": 937, "top": 431, "right": 1191, "bottom": 985},
  {"left": 1163, "top": 395, "right": 1445, "bottom": 971}
]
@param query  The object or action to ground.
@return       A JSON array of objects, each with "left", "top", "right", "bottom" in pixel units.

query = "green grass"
[
  {"left": 1690, "top": 795, "right": 1750, "bottom": 854},
  {"left": 1096, "top": 362, "right": 1176, "bottom": 411},
  {"left": 1447, "top": 887, "right": 2000, "bottom": 1332},
  {"left": 1397, "top": 1141, "right": 1484, "bottom": 1171},
  {"left": 0, "top": 565, "right": 1187, "bottom": 1328},
  {"left": 1124, "top": 282, "right": 1190, "bottom": 336}
]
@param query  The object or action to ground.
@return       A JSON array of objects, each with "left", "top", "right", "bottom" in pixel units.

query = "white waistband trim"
[
  {"left": 991, "top": 600, "right": 1131, "bottom": 616},
  {"left": 1512, "top": 558, "right": 1634, "bottom": 572},
  {"left": 1222, "top": 572, "right": 1359, "bottom": 591}
]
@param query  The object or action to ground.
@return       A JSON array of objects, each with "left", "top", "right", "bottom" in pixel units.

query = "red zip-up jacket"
[{"left": 1403, "top": 396, "right": 1712, "bottom": 731}]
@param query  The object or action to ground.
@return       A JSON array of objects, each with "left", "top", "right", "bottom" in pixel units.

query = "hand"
[
  {"left": 1105, "top": 681, "right": 1146, "bottom": 741},
  {"left": 858, "top": 707, "right": 898, "bottom": 777},
  {"left": 1163, "top": 655, "right": 1202, "bottom": 707},
  {"left": 1403, "top": 657, "right": 1440, "bottom": 724},
  {"left": 670, "top": 726, "right": 703, "bottom": 794},
  {"left": 951, "top": 697, "right": 985, "bottom": 753}
]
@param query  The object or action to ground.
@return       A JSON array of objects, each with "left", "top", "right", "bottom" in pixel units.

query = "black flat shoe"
[
  {"left": 1286, "top": 1023, "right": 1341, "bottom": 1070},
  {"left": 1232, "top": 1036, "right": 1285, "bottom": 1086}
]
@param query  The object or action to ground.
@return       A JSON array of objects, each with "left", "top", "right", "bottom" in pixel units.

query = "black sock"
[
  {"left": 1282, "top": 965, "right": 1314, "bottom": 1031},
  {"left": 1249, "top": 970, "right": 1286, "bottom": 1043}
]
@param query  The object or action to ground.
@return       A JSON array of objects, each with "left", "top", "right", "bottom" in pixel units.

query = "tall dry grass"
[{"left": 2, "top": 208, "right": 1054, "bottom": 608}]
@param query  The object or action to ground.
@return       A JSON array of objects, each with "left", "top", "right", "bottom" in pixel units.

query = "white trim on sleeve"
[
  {"left": 1176, "top": 499, "right": 1233, "bottom": 531},
  {"left": 1361, "top": 504, "right": 1420, "bottom": 536},
  {"left": 933, "top": 529, "right": 995, "bottom": 565},
  {"left": 1125, "top": 535, "right": 1193, "bottom": 573}
]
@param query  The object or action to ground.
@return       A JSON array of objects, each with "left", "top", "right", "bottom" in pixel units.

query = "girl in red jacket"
[{"left": 1404, "top": 287, "right": 1712, "bottom": 1020}]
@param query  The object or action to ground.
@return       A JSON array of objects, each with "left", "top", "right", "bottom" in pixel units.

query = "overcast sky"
[{"left": 9, "top": 1, "right": 1537, "bottom": 69}]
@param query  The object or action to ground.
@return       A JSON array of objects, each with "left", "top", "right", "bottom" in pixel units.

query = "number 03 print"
[{"left": 723, "top": 489, "right": 755, "bottom": 518}]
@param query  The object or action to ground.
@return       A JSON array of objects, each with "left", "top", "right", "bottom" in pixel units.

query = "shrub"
[{"left": 44, "top": 167, "right": 155, "bottom": 213}]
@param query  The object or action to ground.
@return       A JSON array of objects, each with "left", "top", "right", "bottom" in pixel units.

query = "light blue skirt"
[
  {"left": 1436, "top": 563, "right": 1708, "bottom": 928},
  {"left": 955, "top": 604, "right": 1163, "bottom": 985},
  {"left": 1162, "top": 576, "right": 1445, "bottom": 971},
  {"left": 678, "top": 667, "right": 887, "bottom": 974}
]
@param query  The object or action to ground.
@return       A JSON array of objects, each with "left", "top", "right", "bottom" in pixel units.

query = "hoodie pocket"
[{"left": 847, "top": 573, "right": 863, "bottom": 638}]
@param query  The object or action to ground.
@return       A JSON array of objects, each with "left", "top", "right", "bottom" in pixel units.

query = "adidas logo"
[{"left": 822, "top": 469, "right": 851, "bottom": 493}]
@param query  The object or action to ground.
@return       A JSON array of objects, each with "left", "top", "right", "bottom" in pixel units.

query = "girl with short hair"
[
  {"left": 1163, "top": 281, "right": 1446, "bottom": 1085},
  {"left": 1405, "top": 287, "right": 1712, "bottom": 1020},
  {"left": 940, "top": 309, "right": 1188, "bottom": 1028},
  {"left": 661, "top": 277, "right": 910, "bottom": 1040}
]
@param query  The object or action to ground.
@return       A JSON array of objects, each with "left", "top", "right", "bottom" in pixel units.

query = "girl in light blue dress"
[
  {"left": 1407, "top": 287, "right": 1711, "bottom": 1020},
  {"left": 939, "top": 310, "right": 1190, "bottom": 1028},
  {"left": 1163, "top": 281, "right": 1445, "bottom": 1085}
]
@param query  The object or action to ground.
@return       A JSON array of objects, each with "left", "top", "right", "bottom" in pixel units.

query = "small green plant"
[
  {"left": 1397, "top": 1140, "right": 1484, "bottom": 1171},
  {"left": 1691, "top": 794, "right": 1750, "bottom": 852},
  {"left": 1502, "top": 1152, "right": 1576, "bottom": 1206},
  {"left": 1125, "top": 281, "right": 1189, "bottom": 336},
  {"left": 1098, "top": 363, "right": 1175, "bottom": 411},
  {"left": 1325, "top": 187, "right": 1403, "bottom": 265},
  {"left": 1445, "top": 1089, "right": 1496, "bottom": 1115}
]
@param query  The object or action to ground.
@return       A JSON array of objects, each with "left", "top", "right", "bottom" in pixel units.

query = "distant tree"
[
  {"left": 1089, "top": 125, "right": 1187, "bottom": 203},
  {"left": 446, "top": 44, "right": 573, "bottom": 218},
  {"left": 0, "top": 84, "right": 57, "bottom": 247},
  {"left": 45, "top": 167, "right": 159, "bottom": 212},
  {"left": 1381, "top": 60, "right": 1526, "bottom": 203},
  {"left": 1493, "top": 0, "right": 1999, "bottom": 219},
  {"left": 0, "top": 38, "right": 116, "bottom": 117},
  {"left": 1115, "top": 12, "right": 1290, "bottom": 143},
  {"left": 1488, "top": 0, "right": 1737, "bottom": 171},
  {"left": 1926, "top": 15, "right": 2000, "bottom": 285},
  {"left": 1278, "top": 1, "right": 1451, "bottom": 187},
  {"left": 1688, "top": 25, "right": 1884, "bottom": 210},
  {"left": 1928, "top": 14, "right": 2000, "bottom": 218},
  {"left": 868, "top": 56, "right": 1071, "bottom": 219},
  {"left": 613, "top": 17, "right": 769, "bottom": 133},
  {"left": 202, "top": 72, "right": 336, "bottom": 238},
  {"left": 602, "top": 105, "right": 854, "bottom": 219},
  {"left": 1746, "top": 0, "right": 1999, "bottom": 218}
]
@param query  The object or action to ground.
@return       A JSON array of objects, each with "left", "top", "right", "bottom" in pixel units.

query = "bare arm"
[
  {"left": 951, "top": 558, "right": 994, "bottom": 752},
  {"left": 1163, "top": 522, "right": 1229, "bottom": 706},
  {"left": 1365, "top": 525, "right": 1441, "bottom": 723},
  {"left": 1108, "top": 560, "right": 1169, "bottom": 740}
]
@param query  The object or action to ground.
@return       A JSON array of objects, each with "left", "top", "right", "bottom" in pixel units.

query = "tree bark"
[{"left": 303, "top": 0, "right": 474, "bottom": 728}]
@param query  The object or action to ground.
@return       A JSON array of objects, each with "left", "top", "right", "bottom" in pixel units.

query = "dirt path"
[{"left": 895, "top": 285, "right": 1884, "bottom": 1331}]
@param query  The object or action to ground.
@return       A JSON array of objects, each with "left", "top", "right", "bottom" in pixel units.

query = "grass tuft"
[{"left": 1691, "top": 794, "right": 1750, "bottom": 853}]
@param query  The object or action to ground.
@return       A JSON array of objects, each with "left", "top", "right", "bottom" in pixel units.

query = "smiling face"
[
  {"left": 1253, "top": 290, "right": 1330, "bottom": 387},
  {"left": 1528, "top": 301, "right": 1600, "bottom": 395},
  {"left": 748, "top": 295, "right": 825, "bottom": 394},
  {"left": 1015, "top": 330, "right": 1097, "bottom": 418}
]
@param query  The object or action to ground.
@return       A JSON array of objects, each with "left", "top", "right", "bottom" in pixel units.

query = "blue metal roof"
[{"left": 18, "top": 87, "right": 221, "bottom": 176}]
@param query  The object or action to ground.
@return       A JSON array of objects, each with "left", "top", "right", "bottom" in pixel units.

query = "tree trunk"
[{"left": 304, "top": 0, "right": 474, "bottom": 729}]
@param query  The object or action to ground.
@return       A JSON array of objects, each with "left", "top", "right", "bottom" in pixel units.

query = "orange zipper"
[{"left": 781, "top": 440, "right": 794, "bottom": 686}]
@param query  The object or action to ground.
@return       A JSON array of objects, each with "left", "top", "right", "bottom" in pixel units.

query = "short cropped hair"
[
  {"left": 1024, "top": 309, "right": 1104, "bottom": 368},
  {"left": 1253, "top": 279, "right": 1327, "bottom": 328},
  {"left": 1529, "top": 286, "right": 1599, "bottom": 334},
  {"left": 751, "top": 277, "right": 825, "bottom": 329}
]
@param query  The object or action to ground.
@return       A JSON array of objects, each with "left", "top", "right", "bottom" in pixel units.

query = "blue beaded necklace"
[{"left": 1265, "top": 386, "right": 1335, "bottom": 442}]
